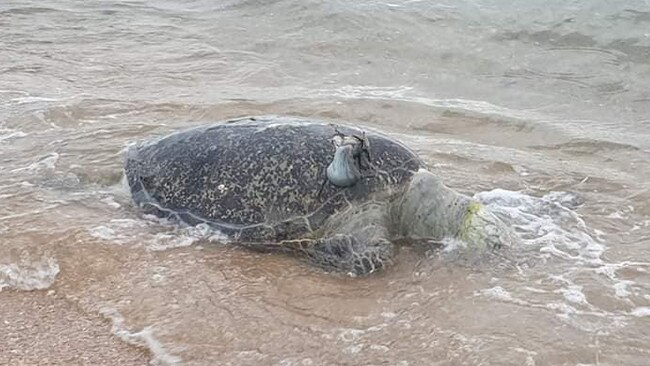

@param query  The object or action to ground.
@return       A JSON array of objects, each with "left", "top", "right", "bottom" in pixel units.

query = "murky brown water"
[{"left": 2, "top": 1, "right": 650, "bottom": 365}]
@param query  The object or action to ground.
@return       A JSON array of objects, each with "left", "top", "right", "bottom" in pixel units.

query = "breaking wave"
[
  {"left": 100, "top": 307, "right": 181, "bottom": 366},
  {"left": 473, "top": 189, "right": 647, "bottom": 331}
]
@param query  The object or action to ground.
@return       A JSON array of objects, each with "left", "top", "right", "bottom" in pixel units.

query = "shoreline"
[{"left": 0, "top": 290, "right": 150, "bottom": 366}]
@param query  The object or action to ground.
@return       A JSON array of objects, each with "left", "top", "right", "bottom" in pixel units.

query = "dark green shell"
[{"left": 124, "top": 116, "right": 423, "bottom": 241}]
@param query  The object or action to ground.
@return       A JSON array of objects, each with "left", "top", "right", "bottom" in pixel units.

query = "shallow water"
[{"left": 1, "top": 0, "right": 650, "bottom": 365}]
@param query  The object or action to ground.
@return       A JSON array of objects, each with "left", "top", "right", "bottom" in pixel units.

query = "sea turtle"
[{"left": 124, "top": 116, "right": 517, "bottom": 275}]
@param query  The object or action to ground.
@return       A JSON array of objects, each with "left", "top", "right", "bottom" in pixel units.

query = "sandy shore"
[{"left": 0, "top": 290, "right": 150, "bottom": 366}]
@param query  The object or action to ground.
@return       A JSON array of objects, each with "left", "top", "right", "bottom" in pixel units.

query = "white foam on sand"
[
  {"left": 477, "top": 286, "right": 530, "bottom": 306},
  {"left": 146, "top": 223, "right": 227, "bottom": 252},
  {"left": 0, "top": 129, "right": 28, "bottom": 142},
  {"left": 100, "top": 307, "right": 181, "bottom": 366},
  {"left": 557, "top": 284, "right": 587, "bottom": 304},
  {"left": 100, "top": 196, "right": 122, "bottom": 209},
  {"left": 11, "top": 152, "right": 60, "bottom": 173},
  {"left": 88, "top": 219, "right": 148, "bottom": 244},
  {"left": 88, "top": 218, "right": 228, "bottom": 252},
  {"left": 0, "top": 256, "right": 59, "bottom": 292},
  {"left": 630, "top": 307, "right": 650, "bottom": 317}
]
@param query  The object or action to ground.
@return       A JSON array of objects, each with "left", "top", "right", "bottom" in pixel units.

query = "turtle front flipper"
[
  {"left": 233, "top": 234, "right": 394, "bottom": 275},
  {"left": 283, "top": 235, "right": 394, "bottom": 276}
]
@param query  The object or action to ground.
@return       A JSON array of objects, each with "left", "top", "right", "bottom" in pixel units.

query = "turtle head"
[
  {"left": 399, "top": 170, "right": 517, "bottom": 250},
  {"left": 457, "top": 201, "right": 517, "bottom": 249}
]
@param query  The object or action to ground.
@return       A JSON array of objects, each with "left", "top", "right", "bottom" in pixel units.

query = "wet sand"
[{"left": 0, "top": 290, "right": 149, "bottom": 366}]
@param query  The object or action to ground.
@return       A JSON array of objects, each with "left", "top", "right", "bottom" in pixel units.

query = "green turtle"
[{"left": 124, "top": 116, "right": 517, "bottom": 275}]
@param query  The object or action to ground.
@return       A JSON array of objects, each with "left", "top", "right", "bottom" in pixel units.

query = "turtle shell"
[{"left": 124, "top": 116, "right": 423, "bottom": 241}]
